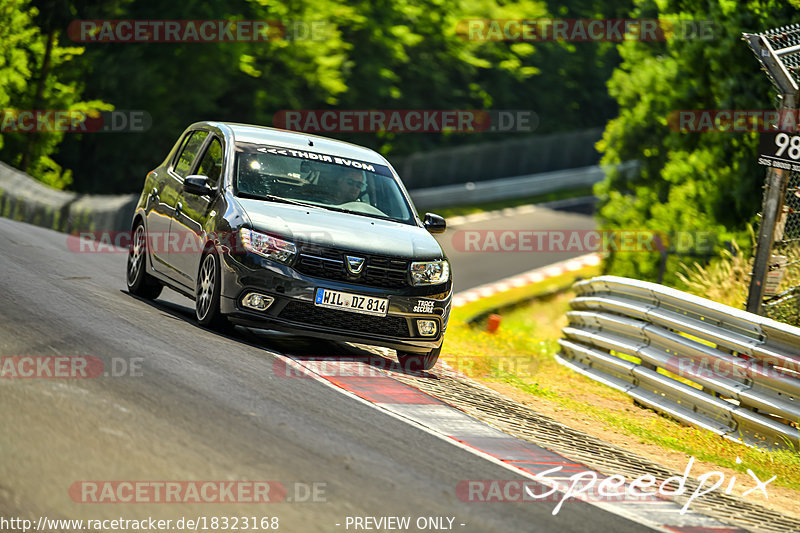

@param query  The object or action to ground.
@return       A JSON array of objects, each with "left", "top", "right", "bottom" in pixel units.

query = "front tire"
[
  {"left": 396, "top": 346, "right": 440, "bottom": 372},
  {"left": 195, "top": 250, "right": 231, "bottom": 331},
  {"left": 127, "top": 221, "right": 163, "bottom": 299}
]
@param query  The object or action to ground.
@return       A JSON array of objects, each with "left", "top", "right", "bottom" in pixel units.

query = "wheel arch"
[
  {"left": 131, "top": 212, "right": 145, "bottom": 231},
  {"left": 196, "top": 238, "right": 223, "bottom": 294}
]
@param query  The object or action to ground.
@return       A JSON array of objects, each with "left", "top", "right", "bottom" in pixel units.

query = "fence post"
[{"left": 746, "top": 167, "right": 790, "bottom": 314}]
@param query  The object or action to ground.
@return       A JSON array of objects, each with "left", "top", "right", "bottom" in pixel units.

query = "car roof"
[{"left": 200, "top": 122, "right": 389, "bottom": 166}]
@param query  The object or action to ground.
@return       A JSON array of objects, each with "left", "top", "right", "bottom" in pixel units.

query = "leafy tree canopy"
[{"left": 595, "top": 0, "right": 799, "bottom": 284}]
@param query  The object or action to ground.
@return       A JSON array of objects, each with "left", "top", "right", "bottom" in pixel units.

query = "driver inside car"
[{"left": 330, "top": 168, "right": 365, "bottom": 204}]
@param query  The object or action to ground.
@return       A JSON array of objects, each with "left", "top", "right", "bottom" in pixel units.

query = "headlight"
[
  {"left": 240, "top": 228, "right": 297, "bottom": 264},
  {"left": 410, "top": 260, "right": 450, "bottom": 286}
]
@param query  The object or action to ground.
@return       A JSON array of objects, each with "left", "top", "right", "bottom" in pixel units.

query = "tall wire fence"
[
  {"left": 745, "top": 25, "right": 800, "bottom": 326},
  {"left": 763, "top": 171, "right": 800, "bottom": 325}
]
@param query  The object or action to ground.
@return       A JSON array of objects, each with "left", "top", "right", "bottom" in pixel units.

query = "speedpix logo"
[{"left": 458, "top": 457, "right": 775, "bottom": 515}]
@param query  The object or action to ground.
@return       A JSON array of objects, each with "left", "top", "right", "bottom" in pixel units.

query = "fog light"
[
  {"left": 242, "top": 292, "right": 274, "bottom": 311},
  {"left": 417, "top": 320, "right": 437, "bottom": 337}
]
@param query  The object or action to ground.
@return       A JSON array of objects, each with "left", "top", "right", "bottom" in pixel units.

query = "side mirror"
[
  {"left": 423, "top": 212, "right": 446, "bottom": 234},
  {"left": 183, "top": 175, "right": 213, "bottom": 196}
]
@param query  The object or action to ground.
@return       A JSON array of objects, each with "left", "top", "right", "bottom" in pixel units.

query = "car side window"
[
  {"left": 195, "top": 137, "right": 223, "bottom": 188},
  {"left": 173, "top": 131, "right": 209, "bottom": 178}
]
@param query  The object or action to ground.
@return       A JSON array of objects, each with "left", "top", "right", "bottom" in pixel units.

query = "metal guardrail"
[
  {"left": 0, "top": 161, "right": 138, "bottom": 232},
  {"left": 1, "top": 158, "right": 627, "bottom": 230},
  {"left": 391, "top": 127, "right": 603, "bottom": 189},
  {"left": 556, "top": 275, "right": 800, "bottom": 449},
  {"left": 410, "top": 161, "right": 638, "bottom": 210}
]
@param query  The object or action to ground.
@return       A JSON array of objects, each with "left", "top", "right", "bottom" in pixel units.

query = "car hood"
[{"left": 235, "top": 198, "right": 444, "bottom": 259}]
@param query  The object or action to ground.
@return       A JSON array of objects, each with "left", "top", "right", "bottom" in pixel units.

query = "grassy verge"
[
  {"left": 426, "top": 185, "right": 594, "bottom": 219},
  {"left": 677, "top": 239, "right": 800, "bottom": 327},
  {"left": 441, "top": 266, "right": 800, "bottom": 493}
]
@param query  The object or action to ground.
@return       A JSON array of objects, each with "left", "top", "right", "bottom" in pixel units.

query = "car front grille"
[
  {"left": 294, "top": 245, "right": 409, "bottom": 288},
  {"left": 279, "top": 301, "right": 411, "bottom": 338}
]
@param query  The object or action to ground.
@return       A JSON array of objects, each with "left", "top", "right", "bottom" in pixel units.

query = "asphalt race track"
[
  {"left": 435, "top": 204, "right": 596, "bottom": 292},
  {"left": 0, "top": 216, "right": 663, "bottom": 532}
]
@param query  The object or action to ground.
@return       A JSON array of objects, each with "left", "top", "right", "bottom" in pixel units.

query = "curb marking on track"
[
  {"left": 451, "top": 252, "right": 602, "bottom": 307},
  {"left": 275, "top": 355, "right": 743, "bottom": 533}
]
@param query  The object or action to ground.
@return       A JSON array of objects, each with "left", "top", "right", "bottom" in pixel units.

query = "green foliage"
[
  {"left": 49, "top": 0, "right": 630, "bottom": 193},
  {"left": 0, "top": 0, "right": 38, "bottom": 149},
  {"left": 596, "top": 0, "right": 799, "bottom": 284},
  {"left": 55, "top": 0, "right": 557, "bottom": 192},
  {"left": 0, "top": 0, "right": 112, "bottom": 189}
]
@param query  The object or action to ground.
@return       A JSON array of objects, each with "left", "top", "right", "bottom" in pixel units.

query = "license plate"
[{"left": 314, "top": 288, "right": 388, "bottom": 317}]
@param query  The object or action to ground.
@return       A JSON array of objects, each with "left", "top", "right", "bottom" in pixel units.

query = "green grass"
[
  {"left": 427, "top": 185, "right": 594, "bottom": 219},
  {"left": 677, "top": 238, "right": 800, "bottom": 327},
  {"left": 441, "top": 265, "right": 800, "bottom": 493}
]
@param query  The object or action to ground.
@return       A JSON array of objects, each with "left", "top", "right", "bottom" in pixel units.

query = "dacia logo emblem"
[{"left": 346, "top": 255, "right": 365, "bottom": 275}]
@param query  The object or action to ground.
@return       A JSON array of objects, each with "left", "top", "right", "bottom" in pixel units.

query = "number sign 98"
[{"left": 775, "top": 132, "right": 800, "bottom": 159}]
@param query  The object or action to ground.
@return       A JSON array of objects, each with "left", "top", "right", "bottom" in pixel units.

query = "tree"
[
  {"left": 44, "top": 0, "right": 632, "bottom": 193},
  {"left": 595, "top": 0, "right": 799, "bottom": 284},
  {"left": 0, "top": 0, "right": 110, "bottom": 189},
  {"left": 0, "top": 0, "right": 35, "bottom": 129}
]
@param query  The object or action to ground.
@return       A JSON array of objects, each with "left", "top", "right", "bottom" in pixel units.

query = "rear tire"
[
  {"left": 195, "top": 249, "right": 232, "bottom": 332},
  {"left": 396, "top": 346, "right": 440, "bottom": 372},
  {"left": 126, "top": 221, "right": 163, "bottom": 299}
]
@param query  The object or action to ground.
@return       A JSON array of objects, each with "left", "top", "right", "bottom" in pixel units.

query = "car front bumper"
[{"left": 217, "top": 248, "right": 452, "bottom": 355}]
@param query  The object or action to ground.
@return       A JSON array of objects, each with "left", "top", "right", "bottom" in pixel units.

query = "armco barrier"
[
  {"left": 2, "top": 159, "right": 627, "bottom": 231},
  {"left": 557, "top": 275, "right": 800, "bottom": 449},
  {"left": 0, "top": 161, "right": 138, "bottom": 233},
  {"left": 409, "top": 162, "right": 638, "bottom": 210},
  {"left": 68, "top": 193, "right": 139, "bottom": 233},
  {"left": 0, "top": 161, "right": 75, "bottom": 231},
  {"left": 391, "top": 127, "right": 603, "bottom": 189}
]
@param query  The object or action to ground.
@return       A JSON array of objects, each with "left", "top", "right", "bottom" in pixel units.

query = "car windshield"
[{"left": 234, "top": 143, "right": 415, "bottom": 224}]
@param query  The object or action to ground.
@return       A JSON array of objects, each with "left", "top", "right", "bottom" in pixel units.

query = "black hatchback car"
[{"left": 127, "top": 122, "right": 451, "bottom": 370}]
